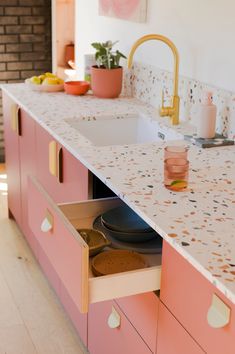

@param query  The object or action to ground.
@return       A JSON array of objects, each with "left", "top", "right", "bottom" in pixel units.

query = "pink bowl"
[{"left": 64, "top": 81, "right": 90, "bottom": 95}]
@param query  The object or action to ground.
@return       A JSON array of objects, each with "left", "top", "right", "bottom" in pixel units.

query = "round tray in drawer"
[{"left": 91, "top": 250, "right": 148, "bottom": 276}]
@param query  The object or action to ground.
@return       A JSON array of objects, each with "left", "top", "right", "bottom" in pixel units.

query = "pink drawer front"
[
  {"left": 28, "top": 176, "right": 162, "bottom": 314},
  {"left": 35, "top": 123, "right": 88, "bottom": 204},
  {"left": 116, "top": 292, "right": 159, "bottom": 353},
  {"left": 88, "top": 300, "right": 152, "bottom": 354},
  {"left": 28, "top": 176, "right": 88, "bottom": 313},
  {"left": 160, "top": 241, "right": 235, "bottom": 354},
  {"left": 157, "top": 301, "right": 205, "bottom": 354}
]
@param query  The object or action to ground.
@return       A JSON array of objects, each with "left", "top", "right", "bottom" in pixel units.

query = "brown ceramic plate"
[
  {"left": 91, "top": 250, "right": 148, "bottom": 276},
  {"left": 77, "top": 228, "right": 110, "bottom": 257}
]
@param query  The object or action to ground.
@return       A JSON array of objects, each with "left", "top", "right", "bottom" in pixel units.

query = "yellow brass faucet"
[{"left": 127, "top": 34, "right": 180, "bottom": 125}]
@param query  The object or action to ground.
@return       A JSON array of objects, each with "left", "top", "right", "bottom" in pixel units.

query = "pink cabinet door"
[
  {"left": 2, "top": 92, "right": 21, "bottom": 226},
  {"left": 18, "top": 108, "right": 38, "bottom": 253},
  {"left": 160, "top": 241, "right": 235, "bottom": 354},
  {"left": 116, "top": 292, "right": 159, "bottom": 353},
  {"left": 157, "top": 301, "right": 205, "bottom": 354},
  {"left": 35, "top": 123, "right": 88, "bottom": 203},
  {"left": 28, "top": 176, "right": 88, "bottom": 314},
  {"left": 88, "top": 300, "right": 152, "bottom": 354}
]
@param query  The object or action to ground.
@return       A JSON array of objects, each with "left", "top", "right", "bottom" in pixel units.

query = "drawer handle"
[
  {"left": 11, "top": 104, "right": 21, "bottom": 136},
  {"left": 49, "top": 141, "right": 63, "bottom": 183},
  {"left": 58, "top": 147, "right": 63, "bottom": 183},
  {"left": 41, "top": 210, "right": 54, "bottom": 233},
  {"left": 207, "top": 294, "right": 231, "bottom": 328},
  {"left": 108, "top": 306, "right": 121, "bottom": 329},
  {"left": 49, "top": 141, "right": 57, "bottom": 177}
]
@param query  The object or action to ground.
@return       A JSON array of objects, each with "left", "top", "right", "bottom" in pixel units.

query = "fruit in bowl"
[
  {"left": 25, "top": 72, "right": 64, "bottom": 92},
  {"left": 42, "top": 77, "right": 64, "bottom": 85}
]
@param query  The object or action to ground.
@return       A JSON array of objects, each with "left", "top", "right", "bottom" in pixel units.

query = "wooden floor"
[{"left": 0, "top": 165, "right": 87, "bottom": 354}]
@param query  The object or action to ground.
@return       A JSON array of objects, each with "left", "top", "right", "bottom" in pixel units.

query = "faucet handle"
[{"left": 160, "top": 89, "right": 170, "bottom": 117}]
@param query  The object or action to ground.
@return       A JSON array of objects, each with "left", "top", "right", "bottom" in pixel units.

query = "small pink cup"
[
  {"left": 164, "top": 158, "right": 189, "bottom": 191},
  {"left": 164, "top": 145, "right": 188, "bottom": 160}
]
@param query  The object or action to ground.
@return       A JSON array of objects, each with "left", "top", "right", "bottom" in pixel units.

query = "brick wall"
[{"left": 0, "top": 0, "right": 52, "bottom": 162}]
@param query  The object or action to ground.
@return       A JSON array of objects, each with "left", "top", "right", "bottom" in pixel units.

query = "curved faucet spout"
[{"left": 127, "top": 34, "right": 180, "bottom": 125}]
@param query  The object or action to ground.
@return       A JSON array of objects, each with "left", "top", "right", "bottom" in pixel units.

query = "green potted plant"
[{"left": 91, "top": 40, "right": 126, "bottom": 98}]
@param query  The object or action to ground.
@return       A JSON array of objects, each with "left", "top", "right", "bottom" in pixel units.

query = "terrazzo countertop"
[{"left": 2, "top": 84, "right": 235, "bottom": 304}]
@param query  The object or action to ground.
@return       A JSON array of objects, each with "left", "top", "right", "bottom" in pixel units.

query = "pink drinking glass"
[
  {"left": 164, "top": 145, "right": 188, "bottom": 160},
  {"left": 164, "top": 158, "right": 189, "bottom": 191}
]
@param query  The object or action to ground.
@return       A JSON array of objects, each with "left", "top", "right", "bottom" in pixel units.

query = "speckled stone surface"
[
  {"left": 123, "top": 62, "right": 235, "bottom": 139},
  {"left": 2, "top": 83, "right": 235, "bottom": 304}
]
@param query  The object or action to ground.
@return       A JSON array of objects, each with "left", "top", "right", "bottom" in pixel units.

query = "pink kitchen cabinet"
[
  {"left": 157, "top": 301, "right": 205, "bottom": 354},
  {"left": 35, "top": 122, "right": 89, "bottom": 204},
  {"left": 160, "top": 241, "right": 235, "bottom": 354},
  {"left": 2, "top": 93, "right": 22, "bottom": 226},
  {"left": 116, "top": 292, "right": 159, "bottom": 353},
  {"left": 88, "top": 300, "right": 152, "bottom": 354},
  {"left": 18, "top": 107, "right": 38, "bottom": 253},
  {"left": 3, "top": 90, "right": 235, "bottom": 354},
  {"left": 2, "top": 93, "right": 38, "bottom": 254}
]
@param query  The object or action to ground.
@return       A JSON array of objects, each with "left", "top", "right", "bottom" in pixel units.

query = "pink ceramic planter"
[{"left": 91, "top": 66, "right": 123, "bottom": 98}]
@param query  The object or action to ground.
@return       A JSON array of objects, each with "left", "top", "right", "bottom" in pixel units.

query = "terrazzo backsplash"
[{"left": 123, "top": 62, "right": 235, "bottom": 139}]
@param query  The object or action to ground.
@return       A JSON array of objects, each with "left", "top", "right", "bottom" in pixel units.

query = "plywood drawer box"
[
  {"left": 115, "top": 292, "right": 159, "bottom": 353},
  {"left": 88, "top": 300, "right": 152, "bottom": 354},
  {"left": 160, "top": 241, "right": 235, "bottom": 354},
  {"left": 28, "top": 176, "right": 162, "bottom": 314},
  {"left": 157, "top": 301, "right": 205, "bottom": 354}
]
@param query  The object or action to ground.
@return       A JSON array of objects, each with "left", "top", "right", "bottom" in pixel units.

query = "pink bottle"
[{"left": 197, "top": 91, "right": 217, "bottom": 139}]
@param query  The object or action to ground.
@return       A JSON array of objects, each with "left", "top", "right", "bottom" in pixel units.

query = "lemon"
[
  {"left": 42, "top": 77, "right": 60, "bottom": 85},
  {"left": 38, "top": 74, "right": 46, "bottom": 83},
  {"left": 30, "top": 76, "right": 41, "bottom": 85},
  {"left": 45, "top": 72, "right": 57, "bottom": 78},
  {"left": 56, "top": 78, "right": 64, "bottom": 84},
  {"left": 170, "top": 180, "right": 187, "bottom": 191}
]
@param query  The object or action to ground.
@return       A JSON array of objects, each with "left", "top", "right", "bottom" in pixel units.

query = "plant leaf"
[
  {"left": 91, "top": 40, "right": 126, "bottom": 68},
  {"left": 91, "top": 42, "right": 102, "bottom": 50},
  {"left": 116, "top": 50, "right": 127, "bottom": 59}
]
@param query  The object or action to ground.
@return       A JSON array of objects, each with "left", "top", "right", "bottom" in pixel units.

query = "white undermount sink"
[{"left": 65, "top": 113, "right": 180, "bottom": 147}]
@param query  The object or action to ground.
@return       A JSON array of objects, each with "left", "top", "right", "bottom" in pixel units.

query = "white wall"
[{"left": 76, "top": 0, "right": 235, "bottom": 92}]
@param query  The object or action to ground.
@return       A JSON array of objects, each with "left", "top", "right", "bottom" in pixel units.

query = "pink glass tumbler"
[
  {"left": 164, "top": 158, "right": 189, "bottom": 191},
  {"left": 164, "top": 145, "right": 188, "bottom": 160}
]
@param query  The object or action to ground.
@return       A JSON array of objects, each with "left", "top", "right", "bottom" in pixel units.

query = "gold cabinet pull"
[
  {"left": 58, "top": 147, "right": 63, "bottom": 183},
  {"left": 49, "top": 141, "right": 57, "bottom": 177},
  {"left": 11, "top": 104, "right": 21, "bottom": 136},
  {"left": 49, "top": 141, "right": 63, "bottom": 183}
]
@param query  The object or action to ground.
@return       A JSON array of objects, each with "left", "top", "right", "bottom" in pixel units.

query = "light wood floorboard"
[{"left": 0, "top": 165, "right": 87, "bottom": 354}]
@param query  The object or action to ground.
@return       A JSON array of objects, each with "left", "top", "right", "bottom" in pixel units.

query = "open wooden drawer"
[{"left": 28, "top": 176, "right": 162, "bottom": 313}]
